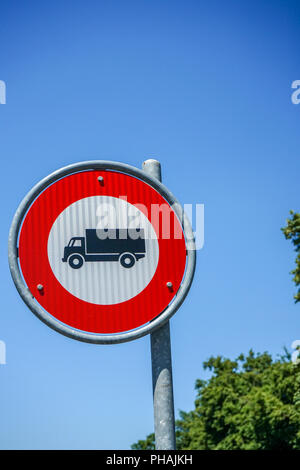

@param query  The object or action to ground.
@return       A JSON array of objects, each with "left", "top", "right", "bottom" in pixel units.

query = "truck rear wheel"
[
  {"left": 119, "top": 253, "right": 135, "bottom": 268},
  {"left": 68, "top": 254, "right": 84, "bottom": 269}
]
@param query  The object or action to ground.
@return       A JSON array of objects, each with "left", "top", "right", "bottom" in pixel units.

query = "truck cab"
[{"left": 62, "top": 237, "right": 85, "bottom": 264}]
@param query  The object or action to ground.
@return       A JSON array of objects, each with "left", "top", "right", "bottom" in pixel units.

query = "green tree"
[
  {"left": 282, "top": 211, "right": 300, "bottom": 303},
  {"left": 131, "top": 433, "right": 155, "bottom": 450},
  {"left": 132, "top": 350, "right": 300, "bottom": 450}
]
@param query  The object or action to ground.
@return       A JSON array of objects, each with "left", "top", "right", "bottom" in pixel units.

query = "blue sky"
[{"left": 1, "top": 0, "right": 300, "bottom": 449}]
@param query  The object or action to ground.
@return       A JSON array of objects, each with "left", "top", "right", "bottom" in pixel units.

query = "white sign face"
[{"left": 47, "top": 196, "right": 159, "bottom": 305}]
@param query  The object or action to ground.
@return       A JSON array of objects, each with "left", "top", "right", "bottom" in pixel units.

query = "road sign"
[{"left": 8, "top": 161, "right": 196, "bottom": 343}]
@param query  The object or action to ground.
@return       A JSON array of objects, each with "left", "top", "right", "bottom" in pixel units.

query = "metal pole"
[{"left": 142, "top": 159, "right": 176, "bottom": 450}]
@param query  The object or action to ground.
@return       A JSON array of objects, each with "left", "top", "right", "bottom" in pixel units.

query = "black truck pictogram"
[{"left": 62, "top": 228, "right": 146, "bottom": 269}]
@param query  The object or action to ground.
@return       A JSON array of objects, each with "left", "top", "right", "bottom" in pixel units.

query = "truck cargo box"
[{"left": 85, "top": 229, "right": 146, "bottom": 254}]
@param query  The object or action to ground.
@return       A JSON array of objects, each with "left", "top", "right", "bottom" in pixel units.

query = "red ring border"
[{"left": 18, "top": 170, "right": 187, "bottom": 334}]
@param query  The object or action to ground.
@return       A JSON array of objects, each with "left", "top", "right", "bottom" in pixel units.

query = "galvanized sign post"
[
  {"left": 143, "top": 159, "right": 176, "bottom": 450},
  {"left": 8, "top": 159, "right": 196, "bottom": 450}
]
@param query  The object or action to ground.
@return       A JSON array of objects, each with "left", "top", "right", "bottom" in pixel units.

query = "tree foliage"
[
  {"left": 132, "top": 350, "right": 300, "bottom": 450},
  {"left": 131, "top": 433, "right": 155, "bottom": 451},
  {"left": 282, "top": 211, "right": 300, "bottom": 303}
]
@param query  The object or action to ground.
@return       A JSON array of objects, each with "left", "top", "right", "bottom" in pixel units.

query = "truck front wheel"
[
  {"left": 119, "top": 253, "right": 135, "bottom": 268},
  {"left": 68, "top": 254, "right": 84, "bottom": 269}
]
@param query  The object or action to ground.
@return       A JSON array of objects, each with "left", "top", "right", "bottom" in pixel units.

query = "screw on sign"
[{"left": 8, "top": 160, "right": 196, "bottom": 449}]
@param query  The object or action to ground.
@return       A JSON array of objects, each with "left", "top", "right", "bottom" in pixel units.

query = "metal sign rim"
[{"left": 8, "top": 160, "right": 196, "bottom": 344}]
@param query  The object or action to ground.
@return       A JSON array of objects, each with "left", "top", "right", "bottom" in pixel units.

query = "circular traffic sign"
[{"left": 8, "top": 161, "right": 196, "bottom": 343}]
